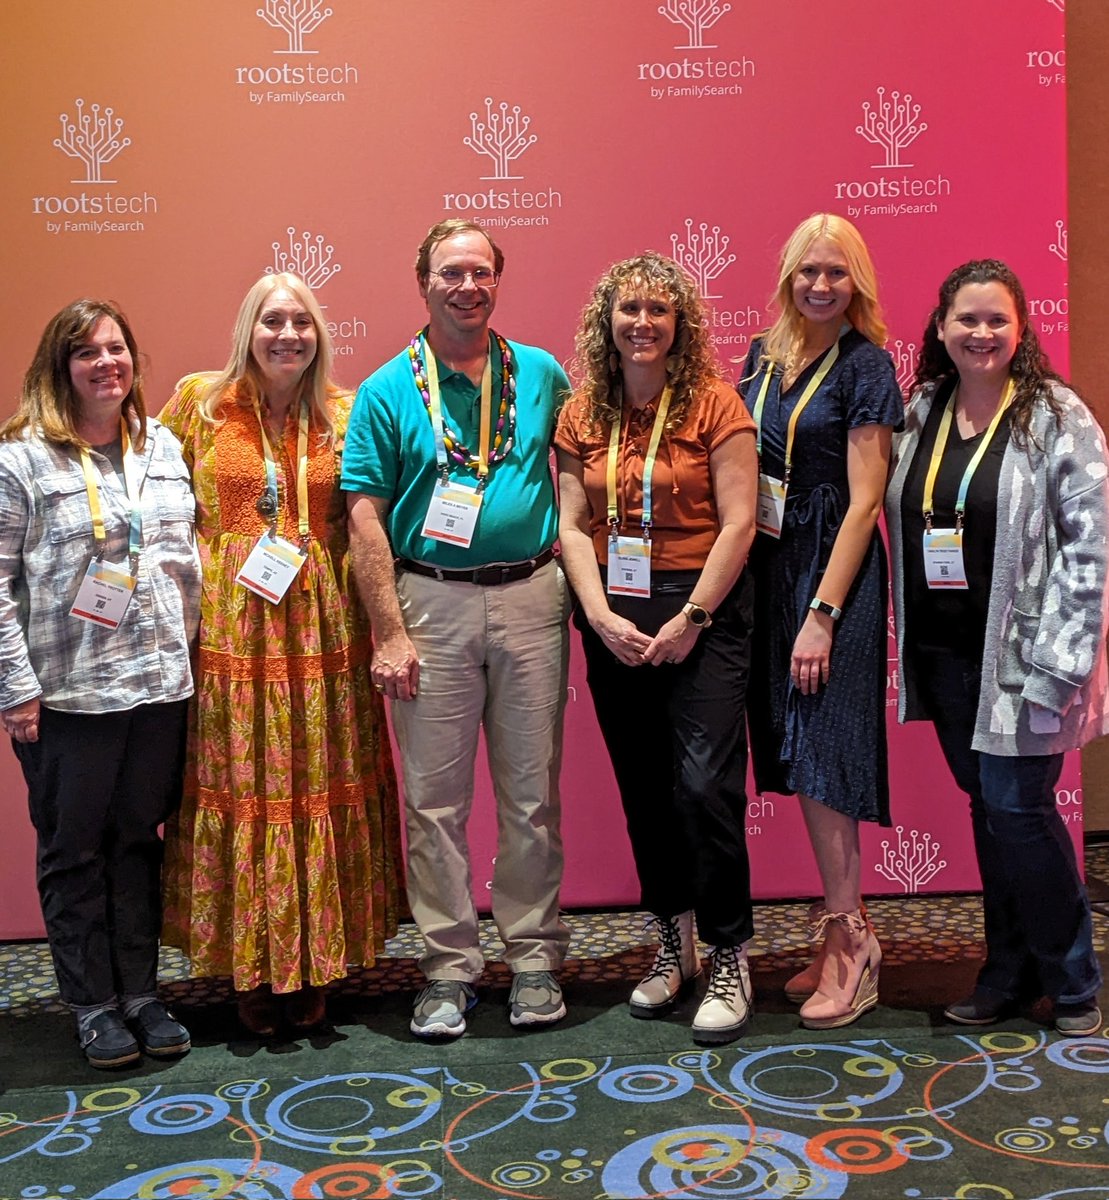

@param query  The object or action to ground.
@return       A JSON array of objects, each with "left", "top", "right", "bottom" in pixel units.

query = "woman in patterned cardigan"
[{"left": 886, "top": 259, "right": 1108, "bottom": 1037}]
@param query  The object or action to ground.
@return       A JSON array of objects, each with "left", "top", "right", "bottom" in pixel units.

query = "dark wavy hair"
[
  {"left": 569, "top": 252, "right": 719, "bottom": 434},
  {"left": 2, "top": 299, "right": 147, "bottom": 451},
  {"left": 914, "top": 259, "right": 1066, "bottom": 447}
]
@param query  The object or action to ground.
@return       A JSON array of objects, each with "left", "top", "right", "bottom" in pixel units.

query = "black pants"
[
  {"left": 15, "top": 701, "right": 188, "bottom": 1007},
  {"left": 576, "top": 572, "right": 755, "bottom": 946}
]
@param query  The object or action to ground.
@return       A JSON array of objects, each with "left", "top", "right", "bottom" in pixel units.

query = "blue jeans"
[{"left": 918, "top": 652, "right": 1101, "bottom": 1005}]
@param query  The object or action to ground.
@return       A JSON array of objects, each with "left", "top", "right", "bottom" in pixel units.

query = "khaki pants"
[{"left": 392, "top": 561, "right": 570, "bottom": 980}]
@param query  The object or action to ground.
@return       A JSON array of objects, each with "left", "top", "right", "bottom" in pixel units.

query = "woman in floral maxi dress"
[{"left": 161, "top": 272, "right": 404, "bottom": 1034}]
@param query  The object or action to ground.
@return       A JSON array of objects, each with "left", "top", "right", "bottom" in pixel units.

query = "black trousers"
[
  {"left": 14, "top": 700, "right": 188, "bottom": 1007},
  {"left": 576, "top": 572, "right": 755, "bottom": 946}
]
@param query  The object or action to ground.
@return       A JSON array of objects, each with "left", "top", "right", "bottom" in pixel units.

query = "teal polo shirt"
[{"left": 341, "top": 334, "right": 569, "bottom": 567}]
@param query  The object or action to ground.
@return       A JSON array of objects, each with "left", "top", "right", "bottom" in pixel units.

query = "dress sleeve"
[
  {"left": 158, "top": 375, "right": 209, "bottom": 470},
  {"left": 736, "top": 340, "right": 763, "bottom": 402},
  {"left": 842, "top": 340, "right": 905, "bottom": 432}
]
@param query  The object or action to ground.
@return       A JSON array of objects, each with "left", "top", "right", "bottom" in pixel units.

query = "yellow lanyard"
[
  {"left": 606, "top": 387, "right": 673, "bottom": 540},
  {"left": 78, "top": 419, "right": 142, "bottom": 566},
  {"left": 424, "top": 339, "right": 494, "bottom": 484},
  {"left": 254, "top": 399, "right": 311, "bottom": 545},
  {"left": 751, "top": 340, "right": 840, "bottom": 484},
  {"left": 922, "top": 378, "right": 1014, "bottom": 531}
]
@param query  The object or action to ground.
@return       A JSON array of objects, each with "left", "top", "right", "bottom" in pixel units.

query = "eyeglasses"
[{"left": 428, "top": 267, "right": 500, "bottom": 288}]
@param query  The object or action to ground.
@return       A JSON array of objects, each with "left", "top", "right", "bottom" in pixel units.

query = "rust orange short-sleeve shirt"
[{"left": 554, "top": 378, "right": 754, "bottom": 571}]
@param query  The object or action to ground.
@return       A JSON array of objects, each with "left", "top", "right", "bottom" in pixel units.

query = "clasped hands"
[{"left": 594, "top": 611, "right": 700, "bottom": 668}]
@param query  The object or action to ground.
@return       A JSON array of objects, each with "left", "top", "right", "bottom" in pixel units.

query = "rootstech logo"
[
  {"left": 442, "top": 97, "right": 561, "bottom": 228},
  {"left": 33, "top": 99, "right": 156, "bottom": 235},
  {"left": 235, "top": 0, "right": 357, "bottom": 105},
  {"left": 834, "top": 88, "right": 950, "bottom": 219},
  {"left": 638, "top": 0, "right": 753, "bottom": 101}
]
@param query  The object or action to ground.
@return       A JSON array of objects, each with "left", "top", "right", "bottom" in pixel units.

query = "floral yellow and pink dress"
[{"left": 160, "top": 377, "right": 404, "bottom": 994}]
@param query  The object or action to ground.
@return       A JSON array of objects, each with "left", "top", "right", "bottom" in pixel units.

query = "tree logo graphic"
[
  {"left": 257, "top": 0, "right": 333, "bottom": 54},
  {"left": 891, "top": 338, "right": 919, "bottom": 398},
  {"left": 658, "top": 0, "right": 732, "bottom": 50},
  {"left": 855, "top": 87, "right": 928, "bottom": 169},
  {"left": 464, "top": 98, "right": 537, "bottom": 181},
  {"left": 53, "top": 99, "right": 131, "bottom": 185},
  {"left": 267, "top": 228, "right": 342, "bottom": 290},
  {"left": 876, "top": 826, "right": 948, "bottom": 893},
  {"left": 1048, "top": 219, "right": 1068, "bottom": 262},
  {"left": 670, "top": 219, "right": 736, "bottom": 299}
]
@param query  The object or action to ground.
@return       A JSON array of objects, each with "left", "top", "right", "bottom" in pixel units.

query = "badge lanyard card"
[
  {"left": 605, "top": 388, "right": 672, "bottom": 598},
  {"left": 419, "top": 341, "right": 491, "bottom": 548},
  {"left": 236, "top": 400, "right": 310, "bottom": 603},
  {"left": 921, "top": 379, "right": 1014, "bottom": 591},
  {"left": 750, "top": 340, "right": 840, "bottom": 539},
  {"left": 69, "top": 419, "right": 143, "bottom": 629}
]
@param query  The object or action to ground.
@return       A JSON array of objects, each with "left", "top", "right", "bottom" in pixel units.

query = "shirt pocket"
[
  {"left": 996, "top": 605, "right": 1040, "bottom": 688},
  {"left": 37, "top": 471, "right": 97, "bottom": 547}
]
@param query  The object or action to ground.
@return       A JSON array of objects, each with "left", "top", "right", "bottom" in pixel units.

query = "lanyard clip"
[{"left": 924, "top": 510, "right": 934, "bottom": 534}]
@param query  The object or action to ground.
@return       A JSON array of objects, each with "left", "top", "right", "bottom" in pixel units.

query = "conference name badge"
[
  {"left": 70, "top": 558, "right": 136, "bottom": 629},
  {"left": 422, "top": 477, "right": 482, "bottom": 548},
  {"left": 756, "top": 473, "right": 786, "bottom": 539},
  {"left": 237, "top": 533, "right": 307, "bottom": 603},
  {"left": 923, "top": 528, "right": 968, "bottom": 590},
  {"left": 607, "top": 536, "right": 651, "bottom": 598}
]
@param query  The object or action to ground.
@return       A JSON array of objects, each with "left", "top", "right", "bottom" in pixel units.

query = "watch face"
[{"left": 688, "top": 604, "right": 708, "bottom": 625}]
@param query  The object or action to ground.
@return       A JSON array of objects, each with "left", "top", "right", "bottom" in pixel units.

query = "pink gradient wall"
[{"left": 0, "top": 1, "right": 1075, "bottom": 937}]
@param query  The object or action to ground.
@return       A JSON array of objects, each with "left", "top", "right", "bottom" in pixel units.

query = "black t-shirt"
[{"left": 900, "top": 380, "right": 1011, "bottom": 658}]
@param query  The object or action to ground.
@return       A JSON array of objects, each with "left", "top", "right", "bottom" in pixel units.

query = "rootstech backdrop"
[{"left": 0, "top": 1, "right": 1075, "bottom": 936}]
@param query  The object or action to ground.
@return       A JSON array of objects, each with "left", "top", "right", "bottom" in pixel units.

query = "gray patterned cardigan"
[{"left": 885, "top": 381, "right": 1109, "bottom": 756}]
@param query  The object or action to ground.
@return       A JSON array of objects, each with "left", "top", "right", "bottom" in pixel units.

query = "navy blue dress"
[{"left": 740, "top": 329, "right": 903, "bottom": 823}]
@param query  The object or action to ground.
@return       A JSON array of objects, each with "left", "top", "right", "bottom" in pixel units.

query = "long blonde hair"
[
  {"left": 193, "top": 272, "right": 336, "bottom": 437},
  {"left": 569, "top": 252, "right": 720, "bottom": 433},
  {"left": 757, "top": 214, "right": 887, "bottom": 372}
]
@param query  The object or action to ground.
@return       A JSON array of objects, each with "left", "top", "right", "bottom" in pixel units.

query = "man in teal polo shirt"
[{"left": 343, "top": 219, "right": 571, "bottom": 1040}]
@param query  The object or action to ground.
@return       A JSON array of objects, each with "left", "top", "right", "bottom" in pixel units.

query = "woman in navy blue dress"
[{"left": 741, "top": 214, "right": 902, "bottom": 1029}]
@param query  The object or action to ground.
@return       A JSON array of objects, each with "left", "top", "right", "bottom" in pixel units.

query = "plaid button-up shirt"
[{"left": 0, "top": 421, "right": 201, "bottom": 714}]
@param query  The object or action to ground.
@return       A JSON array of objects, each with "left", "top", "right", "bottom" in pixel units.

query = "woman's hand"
[
  {"left": 2, "top": 697, "right": 40, "bottom": 743},
  {"left": 790, "top": 610, "right": 834, "bottom": 695},
  {"left": 592, "top": 611, "right": 653, "bottom": 666},
  {"left": 643, "top": 612, "right": 701, "bottom": 667}
]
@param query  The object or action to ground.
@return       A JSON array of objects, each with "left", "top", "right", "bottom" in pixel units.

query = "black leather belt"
[{"left": 397, "top": 546, "right": 555, "bottom": 586}]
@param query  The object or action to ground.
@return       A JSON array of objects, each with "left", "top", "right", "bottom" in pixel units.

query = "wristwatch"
[
  {"left": 809, "top": 597, "right": 842, "bottom": 621},
  {"left": 682, "top": 602, "right": 713, "bottom": 628}
]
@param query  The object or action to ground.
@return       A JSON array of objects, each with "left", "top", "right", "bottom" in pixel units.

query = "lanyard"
[
  {"left": 424, "top": 337, "right": 494, "bottom": 485},
  {"left": 922, "top": 378, "right": 1014, "bottom": 530},
  {"left": 254, "top": 398, "right": 310, "bottom": 545},
  {"left": 751, "top": 340, "right": 840, "bottom": 484},
  {"left": 606, "top": 387, "right": 673, "bottom": 540},
  {"left": 78, "top": 418, "right": 142, "bottom": 566}
]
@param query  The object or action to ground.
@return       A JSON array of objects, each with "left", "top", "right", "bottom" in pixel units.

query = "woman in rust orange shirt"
[{"left": 555, "top": 252, "right": 758, "bottom": 1044}]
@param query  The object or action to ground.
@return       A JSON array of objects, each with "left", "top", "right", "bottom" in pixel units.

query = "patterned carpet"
[{"left": 1, "top": 845, "right": 1107, "bottom": 1200}]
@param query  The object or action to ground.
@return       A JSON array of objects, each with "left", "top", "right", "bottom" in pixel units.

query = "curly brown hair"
[
  {"left": 569, "top": 252, "right": 720, "bottom": 433},
  {"left": 914, "top": 259, "right": 1066, "bottom": 448}
]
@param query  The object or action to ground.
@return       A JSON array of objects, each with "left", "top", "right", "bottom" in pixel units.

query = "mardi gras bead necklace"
[{"left": 407, "top": 328, "right": 517, "bottom": 480}]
